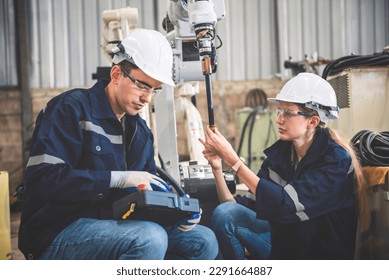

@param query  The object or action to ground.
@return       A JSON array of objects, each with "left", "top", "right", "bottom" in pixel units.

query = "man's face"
[{"left": 112, "top": 65, "right": 163, "bottom": 116}]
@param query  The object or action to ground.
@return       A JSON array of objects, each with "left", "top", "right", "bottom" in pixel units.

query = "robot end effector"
[
  {"left": 189, "top": 0, "right": 225, "bottom": 129},
  {"left": 164, "top": 0, "right": 225, "bottom": 130},
  {"left": 188, "top": 0, "right": 221, "bottom": 75},
  {"left": 165, "top": 0, "right": 225, "bottom": 77}
]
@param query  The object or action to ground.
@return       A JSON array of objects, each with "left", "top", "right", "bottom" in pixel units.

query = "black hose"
[
  {"left": 322, "top": 51, "right": 389, "bottom": 79},
  {"left": 247, "top": 107, "right": 262, "bottom": 169},
  {"left": 351, "top": 130, "right": 389, "bottom": 167},
  {"left": 237, "top": 89, "right": 273, "bottom": 170},
  {"left": 245, "top": 88, "right": 268, "bottom": 109},
  {"left": 156, "top": 166, "right": 186, "bottom": 197},
  {"left": 236, "top": 109, "right": 256, "bottom": 159},
  {"left": 264, "top": 112, "right": 278, "bottom": 149}
]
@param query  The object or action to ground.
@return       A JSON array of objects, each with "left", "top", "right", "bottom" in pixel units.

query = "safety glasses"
[
  {"left": 120, "top": 66, "right": 163, "bottom": 97},
  {"left": 276, "top": 108, "right": 311, "bottom": 120}
]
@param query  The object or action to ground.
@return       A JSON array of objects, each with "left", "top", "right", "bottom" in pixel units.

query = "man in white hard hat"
[
  {"left": 200, "top": 73, "right": 365, "bottom": 259},
  {"left": 19, "top": 29, "right": 218, "bottom": 260}
]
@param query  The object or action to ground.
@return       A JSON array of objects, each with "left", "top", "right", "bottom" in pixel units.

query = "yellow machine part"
[
  {"left": 355, "top": 167, "right": 389, "bottom": 259},
  {"left": 0, "top": 171, "right": 12, "bottom": 260}
]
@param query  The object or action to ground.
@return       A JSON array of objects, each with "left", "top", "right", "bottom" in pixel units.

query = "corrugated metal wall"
[
  {"left": 0, "top": 0, "right": 17, "bottom": 86},
  {"left": 1, "top": 0, "right": 388, "bottom": 88},
  {"left": 276, "top": 0, "right": 389, "bottom": 77},
  {"left": 28, "top": 0, "right": 162, "bottom": 88}
]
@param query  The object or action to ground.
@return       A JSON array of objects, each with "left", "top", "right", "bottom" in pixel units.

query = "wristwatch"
[{"left": 231, "top": 157, "right": 245, "bottom": 172}]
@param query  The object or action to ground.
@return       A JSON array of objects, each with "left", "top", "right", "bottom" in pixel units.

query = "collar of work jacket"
[
  {"left": 90, "top": 79, "right": 118, "bottom": 120},
  {"left": 263, "top": 128, "right": 332, "bottom": 175}
]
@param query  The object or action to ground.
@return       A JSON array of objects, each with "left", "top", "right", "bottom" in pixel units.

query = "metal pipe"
[
  {"left": 204, "top": 74, "right": 215, "bottom": 131},
  {"left": 15, "top": 0, "right": 33, "bottom": 170}
]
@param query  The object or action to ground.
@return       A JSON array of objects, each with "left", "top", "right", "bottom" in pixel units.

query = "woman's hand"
[
  {"left": 201, "top": 146, "right": 222, "bottom": 171},
  {"left": 199, "top": 126, "right": 239, "bottom": 167}
]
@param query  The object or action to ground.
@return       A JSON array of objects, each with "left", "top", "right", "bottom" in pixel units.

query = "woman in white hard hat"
[
  {"left": 19, "top": 29, "right": 218, "bottom": 260},
  {"left": 200, "top": 73, "right": 367, "bottom": 259}
]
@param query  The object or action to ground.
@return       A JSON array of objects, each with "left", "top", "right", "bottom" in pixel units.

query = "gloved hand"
[
  {"left": 177, "top": 202, "right": 202, "bottom": 232},
  {"left": 110, "top": 171, "right": 171, "bottom": 192}
]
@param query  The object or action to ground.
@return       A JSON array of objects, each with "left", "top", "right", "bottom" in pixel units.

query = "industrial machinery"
[
  {"left": 174, "top": 82, "right": 207, "bottom": 165},
  {"left": 154, "top": 0, "right": 226, "bottom": 183},
  {"left": 92, "top": 7, "right": 138, "bottom": 80},
  {"left": 284, "top": 53, "right": 331, "bottom": 76},
  {"left": 324, "top": 47, "right": 389, "bottom": 259},
  {"left": 235, "top": 88, "right": 278, "bottom": 173},
  {"left": 154, "top": 0, "right": 235, "bottom": 226},
  {"left": 324, "top": 47, "right": 389, "bottom": 140}
]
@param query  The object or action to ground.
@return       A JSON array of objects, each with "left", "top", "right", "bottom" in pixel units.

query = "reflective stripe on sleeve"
[
  {"left": 79, "top": 120, "right": 122, "bottom": 144},
  {"left": 26, "top": 154, "right": 65, "bottom": 167},
  {"left": 284, "top": 184, "right": 309, "bottom": 221},
  {"left": 269, "top": 168, "right": 287, "bottom": 187},
  {"left": 268, "top": 168, "right": 309, "bottom": 221}
]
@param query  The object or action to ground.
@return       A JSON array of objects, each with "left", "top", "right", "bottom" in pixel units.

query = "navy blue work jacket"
[
  {"left": 255, "top": 128, "right": 357, "bottom": 259},
  {"left": 18, "top": 80, "right": 156, "bottom": 259}
]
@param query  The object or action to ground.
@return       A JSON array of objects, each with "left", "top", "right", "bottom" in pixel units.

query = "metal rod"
[{"left": 204, "top": 74, "right": 215, "bottom": 131}]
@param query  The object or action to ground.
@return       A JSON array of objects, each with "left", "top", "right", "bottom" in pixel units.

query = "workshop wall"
[{"left": 2, "top": 0, "right": 388, "bottom": 88}]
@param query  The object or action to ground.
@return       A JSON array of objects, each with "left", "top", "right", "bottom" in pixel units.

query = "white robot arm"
[
  {"left": 154, "top": 0, "right": 225, "bottom": 182},
  {"left": 101, "top": 7, "right": 138, "bottom": 63}
]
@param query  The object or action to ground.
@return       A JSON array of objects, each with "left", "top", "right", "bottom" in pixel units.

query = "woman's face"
[{"left": 275, "top": 101, "right": 314, "bottom": 142}]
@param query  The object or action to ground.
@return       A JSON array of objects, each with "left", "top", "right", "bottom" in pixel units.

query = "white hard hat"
[
  {"left": 111, "top": 29, "right": 175, "bottom": 87},
  {"left": 268, "top": 73, "right": 339, "bottom": 123}
]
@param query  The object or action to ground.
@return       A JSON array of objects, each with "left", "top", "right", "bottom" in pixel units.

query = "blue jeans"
[
  {"left": 211, "top": 202, "right": 272, "bottom": 259},
  {"left": 40, "top": 218, "right": 218, "bottom": 260}
]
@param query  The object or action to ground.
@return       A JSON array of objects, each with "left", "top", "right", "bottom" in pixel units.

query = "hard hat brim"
[
  {"left": 141, "top": 68, "right": 176, "bottom": 87},
  {"left": 267, "top": 97, "right": 300, "bottom": 103}
]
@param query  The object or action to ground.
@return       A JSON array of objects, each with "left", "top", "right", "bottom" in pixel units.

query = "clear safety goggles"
[
  {"left": 275, "top": 108, "right": 312, "bottom": 120},
  {"left": 121, "top": 66, "right": 163, "bottom": 97}
]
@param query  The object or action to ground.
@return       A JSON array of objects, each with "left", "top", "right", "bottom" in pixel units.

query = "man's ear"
[{"left": 110, "top": 65, "right": 121, "bottom": 84}]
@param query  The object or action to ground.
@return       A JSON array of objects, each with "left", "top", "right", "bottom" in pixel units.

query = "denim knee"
[
  {"left": 211, "top": 202, "right": 238, "bottom": 228},
  {"left": 119, "top": 221, "right": 168, "bottom": 259}
]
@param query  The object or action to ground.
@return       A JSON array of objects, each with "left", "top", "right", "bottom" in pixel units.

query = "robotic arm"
[
  {"left": 189, "top": 0, "right": 221, "bottom": 130},
  {"left": 155, "top": 0, "right": 225, "bottom": 181},
  {"left": 164, "top": 0, "right": 224, "bottom": 83},
  {"left": 101, "top": 7, "right": 138, "bottom": 63}
]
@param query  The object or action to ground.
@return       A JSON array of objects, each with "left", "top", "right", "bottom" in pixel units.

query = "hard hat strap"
[{"left": 117, "top": 42, "right": 125, "bottom": 53}]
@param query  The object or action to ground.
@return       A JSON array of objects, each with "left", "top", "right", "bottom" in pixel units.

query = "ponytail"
[{"left": 327, "top": 127, "right": 370, "bottom": 230}]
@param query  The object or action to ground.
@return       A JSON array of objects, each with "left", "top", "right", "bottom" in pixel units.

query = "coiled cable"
[{"left": 351, "top": 130, "right": 389, "bottom": 166}]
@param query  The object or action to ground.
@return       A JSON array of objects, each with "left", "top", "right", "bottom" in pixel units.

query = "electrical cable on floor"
[{"left": 351, "top": 130, "right": 389, "bottom": 167}]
